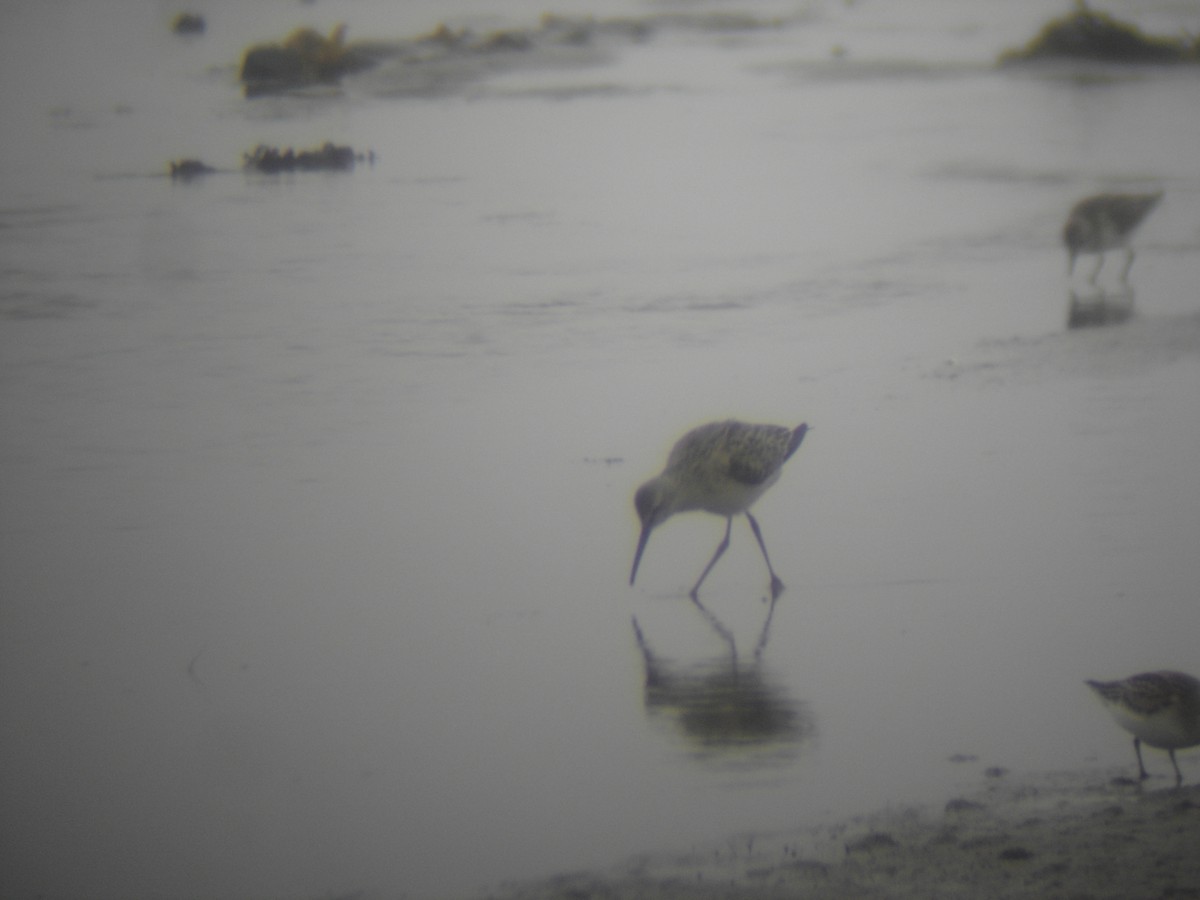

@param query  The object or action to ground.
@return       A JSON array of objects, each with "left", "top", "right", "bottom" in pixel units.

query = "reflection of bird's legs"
[
  {"left": 753, "top": 595, "right": 779, "bottom": 662},
  {"left": 631, "top": 616, "right": 650, "bottom": 658},
  {"left": 1120, "top": 247, "right": 1135, "bottom": 283},
  {"left": 690, "top": 517, "right": 732, "bottom": 599},
  {"left": 1088, "top": 253, "right": 1105, "bottom": 285},
  {"left": 746, "top": 512, "right": 785, "bottom": 599},
  {"left": 689, "top": 595, "right": 737, "bottom": 664},
  {"left": 631, "top": 616, "right": 664, "bottom": 690}
]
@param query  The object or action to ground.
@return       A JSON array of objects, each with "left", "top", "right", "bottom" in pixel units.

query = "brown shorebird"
[
  {"left": 1086, "top": 670, "right": 1200, "bottom": 786},
  {"left": 629, "top": 421, "right": 808, "bottom": 600},
  {"left": 1063, "top": 191, "right": 1162, "bottom": 283}
]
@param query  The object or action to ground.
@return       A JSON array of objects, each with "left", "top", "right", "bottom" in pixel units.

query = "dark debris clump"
[{"left": 1000, "top": 4, "right": 1199, "bottom": 65}]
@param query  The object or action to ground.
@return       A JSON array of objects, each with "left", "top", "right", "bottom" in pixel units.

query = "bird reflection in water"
[
  {"left": 1066, "top": 285, "right": 1134, "bottom": 330},
  {"left": 631, "top": 597, "right": 813, "bottom": 768}
]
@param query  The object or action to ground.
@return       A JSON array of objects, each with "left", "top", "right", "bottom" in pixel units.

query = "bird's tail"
[{"left": 786, "top": 423, "right": 809, "bottom": 460}]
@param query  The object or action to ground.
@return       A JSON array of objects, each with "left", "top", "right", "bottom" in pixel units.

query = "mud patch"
[{"left": 481, "top": 770, "right": 1200, "bottom": 899}]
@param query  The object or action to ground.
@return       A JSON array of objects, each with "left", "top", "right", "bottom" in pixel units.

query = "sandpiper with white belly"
[{"left": 1086, "top": 670, "right": 1200, "bottom": 787}]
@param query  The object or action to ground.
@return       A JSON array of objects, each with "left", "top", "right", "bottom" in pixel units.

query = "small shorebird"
[
  {"left": 1086, "top": 670, "right": 1200, "bottom": 787},
  {"left": 1063, "top": 191, "right": 1162, "bottom": 284},
  {"left": 629, "top": 420, "right": 808, "bottom": 600}
]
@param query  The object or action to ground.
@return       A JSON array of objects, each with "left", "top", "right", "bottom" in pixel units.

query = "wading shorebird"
[
  {"left": 1063, "top": 191, "right": 1162, "bottom": 284},
  {"left": 629, "top": 420, "right": 808, "bottom": 600},
  {"left": 1086, "top": 670, "right": 1200, "bottom": 787}
]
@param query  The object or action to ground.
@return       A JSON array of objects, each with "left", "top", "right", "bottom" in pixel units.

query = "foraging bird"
[
  {"left": 1086, "top": 670, "right": 1200, "bottom": 787},
  {"left": 1063, "top": 191, "right": 1162, "bottom": 284},
  {"left": 629, "top": 420, "right": 808, "bottom": 600}
]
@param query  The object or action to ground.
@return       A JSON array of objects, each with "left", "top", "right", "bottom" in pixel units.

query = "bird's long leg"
[
  {"left": 1134, "top": 737, "right": 1150, "bottom": 781},
  {"left": 690, "top": 517, "right": 732, "bottom": 599},
  {"left": 1120, "top": 247, "right": 1135, "bottom": 283},
  {"left": 1089, "top": 253, "right": 1104, "bottom": 285},
  {"left": 746, "top": 512, "right": 785, "bottom": 600},
  {"left": 752, "top": 595, "right": 779, "bottom": 661},
  {"left": 1168, "top": 749, "right": 1183, "bottom": 788}
]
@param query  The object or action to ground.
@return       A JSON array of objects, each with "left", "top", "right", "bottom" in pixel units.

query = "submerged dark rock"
[
  {"left": 998, "top": 846, "right": 1034, "bottom": 861},
  {"left": 845, "top": 832, "right": 898, "bottom": 854},
  {"left": 171, "top": 12, "right": 205, "bottom": 35},
  {"left": 237, "top": 12, "right": 786, "bottom": 98},
  {"left": 240, "top": 24, "right": 379, "bottom": 96},
  {"left": 169, "top": 159, "right": 216, "bottom": 180},
  {"left": 1000, "top": 4, "right": 1199, "bottom": 65},
  {"left": 242, "top": 142, "right": 369, "bottom": 173}
]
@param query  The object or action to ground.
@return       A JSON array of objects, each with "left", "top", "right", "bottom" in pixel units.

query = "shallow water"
[{"left": 2, "top": 1, "right": 1200, "bottom": 898}]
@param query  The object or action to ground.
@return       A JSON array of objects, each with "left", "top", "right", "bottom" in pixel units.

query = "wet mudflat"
[{"left": 487, "top": 772, "right": 1200, "bottom": 899}]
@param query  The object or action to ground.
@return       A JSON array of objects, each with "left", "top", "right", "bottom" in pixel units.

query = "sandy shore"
[{"left": 478, "top": 769, "right": 1200, "bottom": 899}]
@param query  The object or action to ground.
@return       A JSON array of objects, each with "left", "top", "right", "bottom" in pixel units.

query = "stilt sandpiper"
[{"left": 629, "top": 420, "right": 808, "bottom": 600}]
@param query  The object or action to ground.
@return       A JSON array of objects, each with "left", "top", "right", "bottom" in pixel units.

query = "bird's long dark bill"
[{"left": 629, "top": 523, "right": 653, "bottom": 586}]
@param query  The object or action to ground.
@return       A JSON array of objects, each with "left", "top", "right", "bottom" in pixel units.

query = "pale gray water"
[{"left": 2, "top": 1, "right": 1200, "bottom": 898}]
